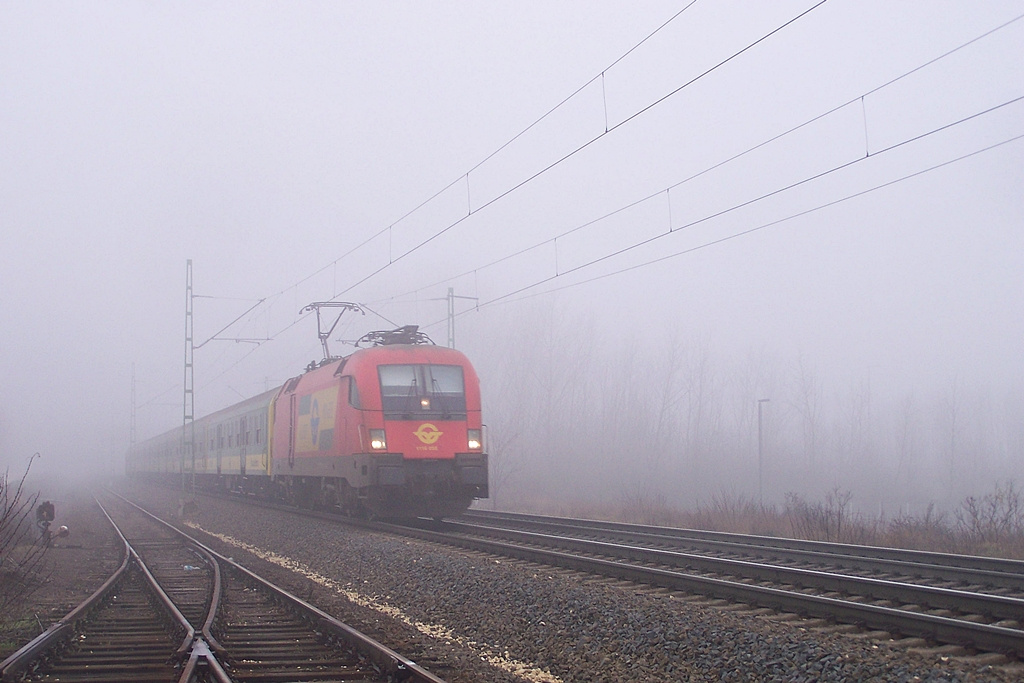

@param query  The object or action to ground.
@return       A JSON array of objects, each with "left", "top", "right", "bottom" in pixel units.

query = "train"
[{"left": 128, "top": 326, "right": 489, "bottom": 519}]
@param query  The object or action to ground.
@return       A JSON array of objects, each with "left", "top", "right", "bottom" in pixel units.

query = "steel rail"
[
  {"left": 385, "top": 520, "right": 1024, "bottom": 657},
  {"left": 0, "top": 503, "right": 132, "bottom": 683},
  {"left": 127, "top": 545, "right": 195, "bottom": 655},
  {"left": 444, "top": 521, "right": 1024, "bottom": 623},
  {"left": 99, "top": 502, "right": 225, "bottom": 683},
  {"left": 1, "top": 500, "right": 213, "bottom": 683},
  {"left": 193, "top": 543, "right": 227, "bottom": 655},
  {"left": 113, "top": 491, "right": 449, "bottom": 683},
  {"left": 120, "top": 486, "right": 1024, "bottom": 658},
  {"left": 452, "top": 517, "right": 1024, "bottom": 593},
  {"left": 464, "top": 509, "right": 1024, "bottom": 577},
  {"left": 178, "top": 638, "right": 233, "bottom": 683}
]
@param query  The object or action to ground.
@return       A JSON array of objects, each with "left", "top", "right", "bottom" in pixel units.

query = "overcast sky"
[{"left": 2, "top": 1, "right": 1022, "bottom": 482}]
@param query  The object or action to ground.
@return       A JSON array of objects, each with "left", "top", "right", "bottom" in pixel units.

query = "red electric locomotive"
[
  {"left": 272, "top": 327, "right": 488, "bottom": 517},
  {"left": 129, "top": 326, "right": 489, "bottom": 519}
]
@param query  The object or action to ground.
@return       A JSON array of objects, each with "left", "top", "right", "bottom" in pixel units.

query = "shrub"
[
  {"left": 883, "top": 504, "right": 956, "bottom": 552},
  {"left": 955, "top": 481, "right": 1024, "bottom": 556},
  {"left": 0, "top": 455, "right": 51, "bottom": 615},
  {"left": 784, "top": 486, "right": 854, "bottom": 543}
]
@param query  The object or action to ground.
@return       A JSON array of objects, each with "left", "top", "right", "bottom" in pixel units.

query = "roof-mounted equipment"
[
  {"left": 300, "top": 301, "right": 365, "bottom": 360},
  {"left": 356, "top": 325, "right": 435, "bottom": 347}
]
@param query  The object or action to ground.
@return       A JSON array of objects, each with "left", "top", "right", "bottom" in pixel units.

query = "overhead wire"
[
  {"left": 193, "top": 3, "right": 1021, "bottom": 387},
  {"left": 476, "top": 131, "right": 1024, "bottom": 311},
  {"left": 325, "top": 0, "right": 831, "bottom": 301},
  {"left": 145, "top": 2, "right": 723, "bottom": 415},
  {"left": 238, "top": 1, "right": 703, "bottom": 316},
  {"left": 194, "top": 298, "right": 266, "bottom": 349},
  {"left": 202, "top": 0, "right": 826, "bottom": 355},
  {"left": 406, "top": 128, "right": 1023, "bottom": 336},
  {"left": 375, "top": 9, "right": 1024, "bottom": 307}
]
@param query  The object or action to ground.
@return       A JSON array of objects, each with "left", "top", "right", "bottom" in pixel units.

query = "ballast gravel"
[{"left": 125, "top": 483, "right": 1022, "bottom": 682}]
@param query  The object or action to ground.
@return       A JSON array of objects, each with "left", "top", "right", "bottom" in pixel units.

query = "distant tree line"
[{"left": 469, "top": 305, "right": 1023, "bottom": 515}]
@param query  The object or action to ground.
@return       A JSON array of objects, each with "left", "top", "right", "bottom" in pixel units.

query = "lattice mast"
[
  {"left": 129, "top": 362, "right": 136, "bottom": 475},
  {"left": 183, "top": 259, "right": 195, "bottom": 497}
]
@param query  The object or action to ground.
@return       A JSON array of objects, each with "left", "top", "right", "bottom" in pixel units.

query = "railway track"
[
  {"left": 462, "top": 509, "right": 1024, "bottom": 589},
  {"left": 121, "top": 487, "right": 1024, "bottom": 660},
  {"left": 391, "top": 509, "right": 1024, "bottom": 660},
  {"left": 0, "top": 496, "right": 447, "bottom": 683},
  {"left": 93, "top": 486, "right": 1024, "bottom": 669}
]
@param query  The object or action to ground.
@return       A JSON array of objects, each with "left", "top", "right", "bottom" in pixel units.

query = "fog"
[
  {"left": 468, "top": 308, "right": 1024, "bottom": 515},
  {"left": 2, "top": 2, "right": 1022, "bottom": 513}
]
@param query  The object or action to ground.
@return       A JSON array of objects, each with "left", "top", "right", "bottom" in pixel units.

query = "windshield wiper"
[{"left": 430, "top": 377, "right": 453, "bottom": 418}]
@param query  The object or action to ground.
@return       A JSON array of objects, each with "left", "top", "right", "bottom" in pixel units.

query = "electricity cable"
[
  {"left": 206, "top": 1, "right": 826, "bottom": 346},
  {"left": 473, "top": 131, "right": 1024, "bottom": 312},
  {"left": 376, "top": 8, "right": 1024, "bottom": 306},
  {"left": 409, "top": 128, "right": 1024, "bottom": 335},
  {"left": 241, "top": 1, "right": 701, "bottom": 314},
  {"left": 191, "top": 5, "right": 1020, "bottom": 387},
  {"left": 325, "top": 0, "right": 830, "bottom": 301}
]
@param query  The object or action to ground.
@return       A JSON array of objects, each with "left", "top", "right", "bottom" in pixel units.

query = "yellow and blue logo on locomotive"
[{"left": 296, "top": 387, "right": 337, "bottom": 452}]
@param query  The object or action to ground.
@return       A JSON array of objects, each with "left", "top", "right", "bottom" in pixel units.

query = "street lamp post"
[{"left": 758, "top": 398, "right": 770, "bottom": 506}]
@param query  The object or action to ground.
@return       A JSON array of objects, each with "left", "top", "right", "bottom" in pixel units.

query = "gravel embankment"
[{"left": 123, "top": 482, "right": 1022, "bottom": 683}]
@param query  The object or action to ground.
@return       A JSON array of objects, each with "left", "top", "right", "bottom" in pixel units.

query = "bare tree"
[
  {"left": 894, "top": 393, "right": 918, "bottom": 487},
  {"left": 837, "top": 377, "right": 872, "bottom": 473},
  {"left": 677, "top": 335, "right": 719, "bottom": 468},
  {"left": 473, "top": 311, "right": 536, "bottom": 509},
  {"left": 955, "top": 481, "right": 1024, "bottom": 548},
  {"left": 791, "top": 356, "right": 825, "bottom": 469},
  {"left": 784, "top": 486, "right": 854, "bottom": 542},
  {"left": 0, "top": 454, "right": 51, "bottom": 614},
  {"left": 938, "top": 376, "right": 963, "bottom": 499},
  {"left": 650, "top": 332, "right": 685, "bottom": 455}
]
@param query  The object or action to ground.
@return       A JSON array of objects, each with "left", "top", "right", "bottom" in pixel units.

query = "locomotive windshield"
[{"left": 378, "top": 364, "right": 466, "bottom": 419}]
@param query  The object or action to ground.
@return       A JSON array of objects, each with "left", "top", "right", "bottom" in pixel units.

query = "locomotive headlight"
[
  {"left": 467, "top": 429, "right": 482, "bottom": 451},
  {"left": 369, "top": 429, "right": 387, "bottom": 451},
  {"left": 420, "top": 397, "right": 431, "bottom": 409}
]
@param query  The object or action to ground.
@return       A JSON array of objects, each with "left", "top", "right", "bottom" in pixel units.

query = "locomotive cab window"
[
  {"left": 346, "top": 376, "right": 361, "bottom": 409},
  {"left": 378, "top": 364, "right": 466, "bottom": 419}
]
